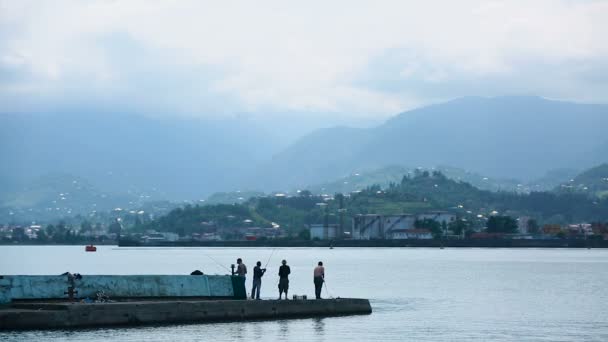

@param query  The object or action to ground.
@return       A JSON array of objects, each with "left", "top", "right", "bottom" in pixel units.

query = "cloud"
[{"left": 1, "top": 0, "right": 607, "bottom": 121}]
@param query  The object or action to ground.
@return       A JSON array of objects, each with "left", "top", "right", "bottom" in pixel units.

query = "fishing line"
[
  {"left": 201, "top": 252, "right": 231, "bottom": 273},
  {"left": 264, "top": 248, "right": 277, "bottom": 269},
  {"left": 323, "top": 278, "right": 334, "bottom": 299}
]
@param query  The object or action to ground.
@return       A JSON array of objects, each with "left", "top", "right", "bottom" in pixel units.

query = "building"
[
  {"left": 542, "top": 224, "right": 562, "bottom": 235},
  {"left": 352, "top": 214, "right": 416, "bottom": 239},
  {"left": 352, "top": 212, "right": 456, "bottom": 240},
  {"left": 391, "top": 229, "right": 433, "bottom": 239},
  {"left": 310, "top": 224, "right": 338, "bottom": 240},
  {"left": 416, "top": 212, "right": 457, "bottom": 226},
  {"left": 143, "top": 232, "right": 179, "bottom": 243},
  {"left": 518, "top": 216, "right": 530, "bottom": 234}
]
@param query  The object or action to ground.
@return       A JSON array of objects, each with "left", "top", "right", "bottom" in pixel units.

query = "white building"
[
  {"left": 352, "top": 212, "right": 456, "bottom": 240},
  {"left": 518, "top": 216, "right": 531, "bottom": 234},
  {"left": 391, "top": 229, "right": 433, "bottom": 239},
  {"left": 310, "top": 224, "right": 337, "bottom": 240}
]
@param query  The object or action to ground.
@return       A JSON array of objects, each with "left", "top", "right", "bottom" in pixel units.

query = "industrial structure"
[{"left": 351, "top": 212, "right": 456, "bottom": 240}]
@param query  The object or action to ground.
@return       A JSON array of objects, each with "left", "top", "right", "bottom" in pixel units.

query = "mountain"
[
  {"left": 556, "top": 164, "right": 608, "bottom": 198},
  {"left": 205, "top": 190, "right": 266, "bottom": 204},
  {"left": 0, "top": 112, "right": 287, "bottom": 200},
  {"left": 0, "top": 172, "right": 184, "bottom": 224},
  {"left": 528, "top": 168, "right": 580, "bottom": 192},
  {"left": 3, "top": 96, "right": 607, "bottom": 203},
  {"left": 0, "top": 173, "right": 134, "bottom": 223},
  {"left": 305, "top": 164, "right": 528, "bottom": 195},
  {"left": 139, "top": 170, "right": 608, "bottom": 238},
  {"left": 258, "top": 96, "right": 608, "bottom": 190}
]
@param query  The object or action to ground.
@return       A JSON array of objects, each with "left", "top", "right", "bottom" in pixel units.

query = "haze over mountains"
[
  {"left": 0, "top": 112, "right": 285, "bottom": 199},
  {"left": 259, "top": 96, "right": 608, "bottom": 190},
  {"left": 1, "top": 96, "right": 607, "bottom": 205}
]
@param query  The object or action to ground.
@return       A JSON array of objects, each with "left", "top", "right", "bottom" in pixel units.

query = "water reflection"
[
  {"left": 2, "top": 247, "right": 608, "bottom": 342},
  {"left": 313, "top": 318, "right": 325, "bottom": 341},
  {"left": 277, "top": 319, "right": 290, "bottom": 339},
  {"left": 252, "top": 321, "right": 264, "bottom": 340}
]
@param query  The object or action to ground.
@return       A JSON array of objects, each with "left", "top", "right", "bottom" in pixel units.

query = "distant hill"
[
  {"left": 205, "top": 191, "right": 266, "bottom": 205},
  {"left": 0, "top": 112, "right": 285, "bottom": 200},
  {"left": 305, "top": 164, "right": 529, "bottom": 195},
  {"left": 1, "top": 174, "right": 132, "bottom": 208},
  {"left": 3, "top": 96, "right": 607, "bottom": 203},
  {"left": 138, "top": 170, "right": 608, "bottom": 237},
  {"left": 0, "top": 173, "right": 137, "bottom": 222},
  {"left": 528, "top": 168, "right": 580, "bottom": 192},
  {"left": 0, "top": 173, "right": 185, "bottom": 224},
  {"left": 257, "top": 96, "right": 608, "bottom": 190},
  {"left": 556, "top": 164, "right": 608, "bottom": 198}
]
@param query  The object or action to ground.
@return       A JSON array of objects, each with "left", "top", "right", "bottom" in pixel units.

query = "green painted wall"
[{"left": 0, "top": 274, "right": 246, "bottom": 303}]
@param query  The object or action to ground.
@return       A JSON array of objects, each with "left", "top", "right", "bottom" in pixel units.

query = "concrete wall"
[{"left": 0, "top": 275, "right": 243, "bottom": 304}]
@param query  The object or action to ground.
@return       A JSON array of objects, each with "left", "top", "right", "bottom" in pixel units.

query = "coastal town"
[{"left": 2, "top": 211, "right": 607, "bottom": 246}]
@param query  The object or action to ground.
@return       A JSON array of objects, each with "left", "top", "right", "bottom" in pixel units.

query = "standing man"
[
  {"left": 278, "top": 259, "right": 291, "bottom": 300},
  {"left": 236, "top": 258, "right": 247, "bottom": 281},
  {"left": 251, "top": 261, "right": 266, "bottom": 300},
  {"left": 314, "top": 261, "right": 325, "bottom": 299}
]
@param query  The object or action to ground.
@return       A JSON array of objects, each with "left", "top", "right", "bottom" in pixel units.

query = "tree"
[
  {"left": 45, "top": 224, "right": 56, "bottom": 238},
  {"left": 527, "top": 219, "right": 540, "bottom": 234},
  {"left": 12, "top": 227, "right": 27, "bottom": 241},
  {"left": 449, "top": 218, "right": 470, "bottom": 236},
  {"left": 486, "top": 216, "right": 518, "bottom": 234},
  {"left": 298, "top": 229, "right": 311, "bottom": 240},
  {"left": 80, "top": 220, "right": 92, "bottom": 233},
  {"left": 36, "top": 230, "right": 48, "bottom": 242},
  {"left": 299, "top": 190, "right": 312, "bottom": 197},
  {"left": 415, "top": 218, "right": 442, "bottom": 239},
  {"left": 55, "top": 222, "right": 68, "bottom": 239},
  {"left": 108, "top": 220, "right": 122, "bottom": 235}
]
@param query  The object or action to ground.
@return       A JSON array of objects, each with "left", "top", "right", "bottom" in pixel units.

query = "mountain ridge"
[{"left": 256, "top": 96, "right": 608, "bottom": 190}]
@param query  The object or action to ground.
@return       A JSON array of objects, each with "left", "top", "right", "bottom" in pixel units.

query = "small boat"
[{"left": 85, "top": 245, "right": 97, "bottom": 252}]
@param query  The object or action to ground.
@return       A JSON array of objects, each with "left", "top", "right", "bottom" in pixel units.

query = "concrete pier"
[{"left": 0, "top": 298, "right": 372, "bottom": 330}]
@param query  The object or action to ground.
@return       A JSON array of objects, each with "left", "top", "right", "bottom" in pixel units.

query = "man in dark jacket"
[
  {"left": 251, "top": 261, "right": 266, "bottom": 300},
  {"left": 278, "top": 259, "right": 291, "bottom": 299}
]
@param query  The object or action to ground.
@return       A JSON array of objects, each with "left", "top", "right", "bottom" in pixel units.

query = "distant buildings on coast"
[{"left": 1, "top": 214, "right": 607, "bottom": 244}]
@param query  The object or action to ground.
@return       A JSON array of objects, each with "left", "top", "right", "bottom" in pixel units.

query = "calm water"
[{"left": 1, "top": 246, "right": 607, "bottom": 341}]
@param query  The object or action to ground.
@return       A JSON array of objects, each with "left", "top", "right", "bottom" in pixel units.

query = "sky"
[{"left": 1, "top": 0, "right": 607, "bottom": 125}]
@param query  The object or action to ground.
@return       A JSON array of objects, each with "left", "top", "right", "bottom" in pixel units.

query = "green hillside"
[
  {"left": 556, "top": 164, "right": 608, "bottom": 198},
  {"left": 136, "top": 171, "right": 608, "bottom": 237}
]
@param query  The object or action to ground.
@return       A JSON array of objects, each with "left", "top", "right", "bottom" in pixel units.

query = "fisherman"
[
  {"left": 313, "top": 261, "right": 325, "bottom": 299},
  {"left": 236, "top": 258, "right": 247, "bottom": 281},
  {"left": 278, "top": 259, "right": 291, "bottom": 300},
  {"left": 251, "top": 261, "right": 266, "bottom": 300}
]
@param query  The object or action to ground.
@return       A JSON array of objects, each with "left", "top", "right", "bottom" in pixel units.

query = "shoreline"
[
  {"left": 1, "top": 239, "right": 606, "bottom": 248},
  {"left": 119, "top": 238, "right": 607, "bottom": 248}
]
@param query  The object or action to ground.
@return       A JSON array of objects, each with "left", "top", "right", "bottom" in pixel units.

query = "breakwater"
[{"left": 0, "top": 298, "right": 372, "bottom": 330}]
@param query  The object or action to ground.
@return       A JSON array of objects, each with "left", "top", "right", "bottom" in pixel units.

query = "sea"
[{"left": 1, "top": 246, "right": 607, "bottom": 341}]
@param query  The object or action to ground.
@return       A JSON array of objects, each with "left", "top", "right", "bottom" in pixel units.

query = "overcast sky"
[{"left": 1, "top": 0, "right": 607, "bottom": 123}]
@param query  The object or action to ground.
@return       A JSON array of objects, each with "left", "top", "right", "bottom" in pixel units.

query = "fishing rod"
[
  {"left": 264, "top": 248, "right": 277, "bottom": 269},
  {"left": 201, "top": 252, "right": 231, "bottom": 273}
]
